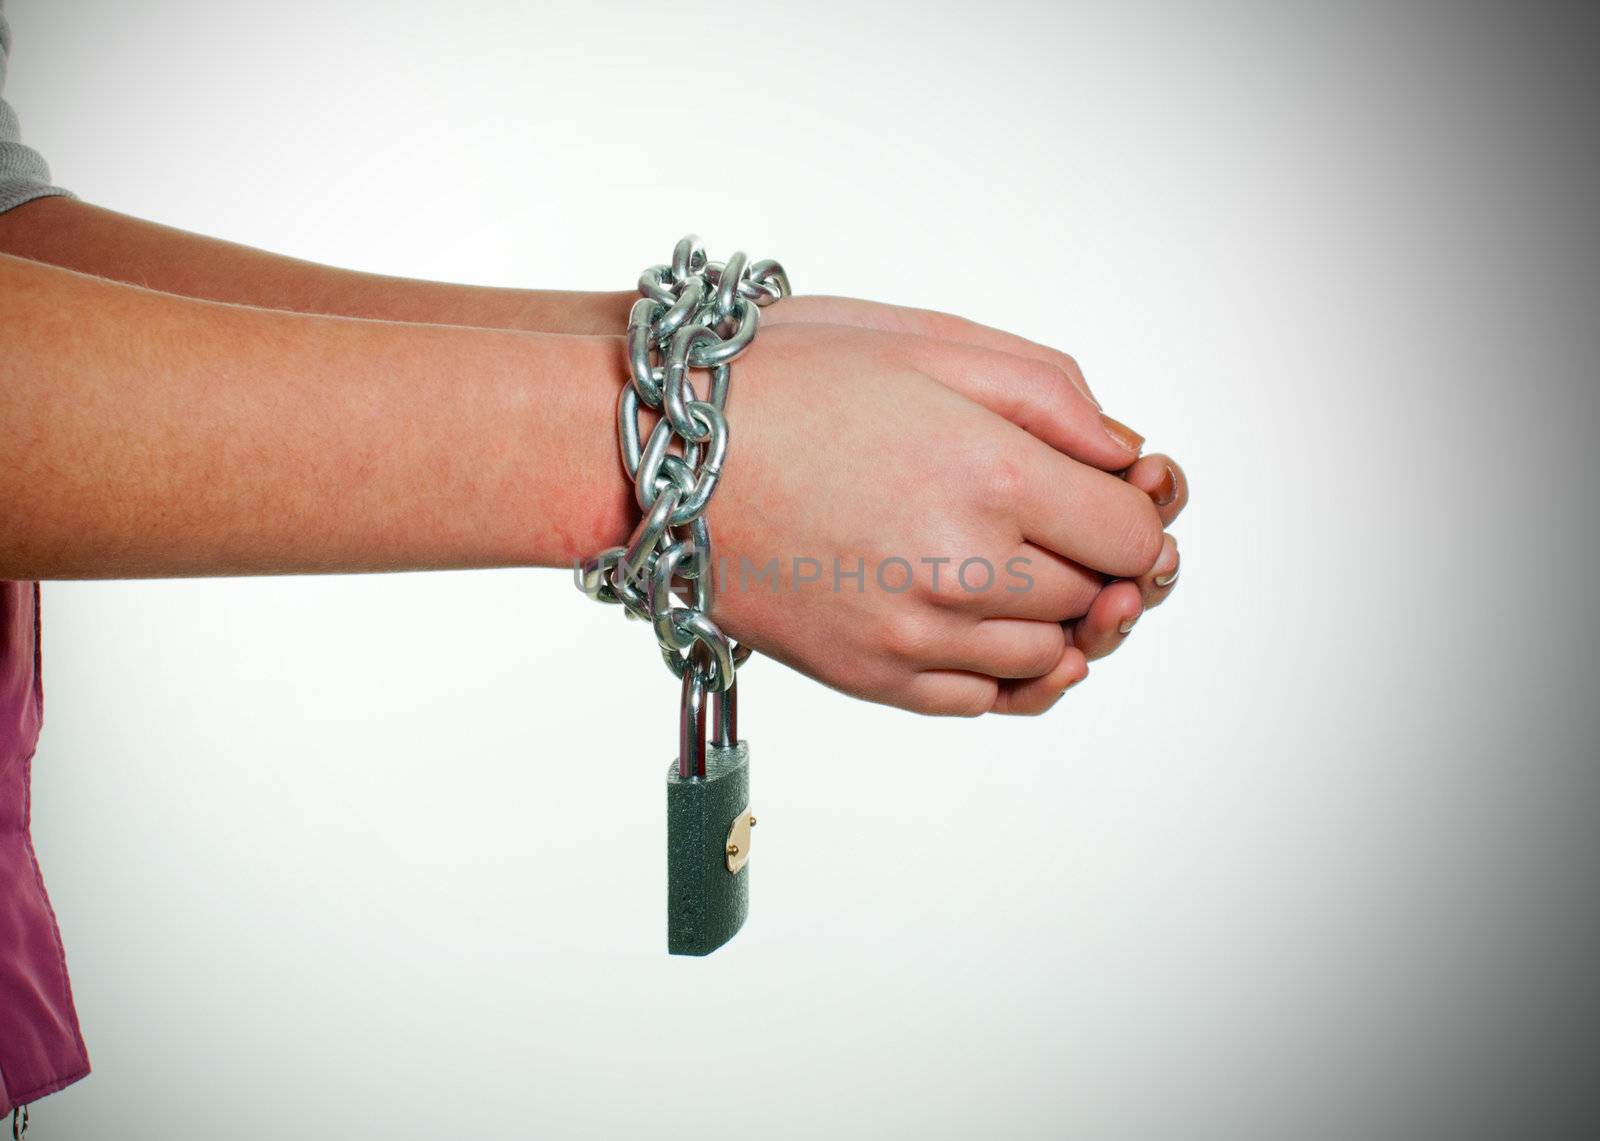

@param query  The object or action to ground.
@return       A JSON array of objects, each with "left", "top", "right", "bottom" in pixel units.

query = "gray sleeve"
[{"left": 0, "top": 2, "right": 71, "bottom": 214}]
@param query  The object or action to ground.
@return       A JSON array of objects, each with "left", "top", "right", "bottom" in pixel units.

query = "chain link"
[{"left": 578, "top": 236, "right": 790, "bottom": 690}]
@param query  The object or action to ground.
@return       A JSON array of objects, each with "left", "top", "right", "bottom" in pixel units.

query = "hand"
[
  {"left": 764, "top": 295, "right": 1190, "bottom": 671},
  {"left": 705, "top": 322, "right": 1174, "bottom": 716}
]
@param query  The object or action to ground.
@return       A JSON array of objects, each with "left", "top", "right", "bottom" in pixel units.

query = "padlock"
[{"left": 666, "top": 658, "right": 752, "bottom": 956}]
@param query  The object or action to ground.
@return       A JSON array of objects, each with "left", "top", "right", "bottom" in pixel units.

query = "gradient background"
[{"left": 7, "top": 1, "right": 1599, "bottom": 1137}]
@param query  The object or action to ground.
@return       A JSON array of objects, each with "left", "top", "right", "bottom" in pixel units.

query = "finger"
[
  {"left": 965, "top": 542, "right": 1102, "bottom": 621},
  {"left": 936, "top": 618, "right": 1068, "bottom": 679},
  {"left": 897, "top": 335, "right": 1142, "bottom": 471},
  {"left": 772, "top": 295, "right": 1103, "bottom": 407},
  {"left": 1014, "top": 436, "right": 1165, "bottom": 578},
  {"left": 895, "top": 670, "right": 1000, "bottom": 718},
  {"left": 993, "top": 644, "right": 1090, "bottom": 716},
  {"left": 1133, "top": 534, "right": 1181, "bottom": 608},
  {"left": 1122, "top": 453, "right": 1189, "bottom": 527},
  {"left": 1070, "top": 579, "right": 1145, "bottom": 661}
]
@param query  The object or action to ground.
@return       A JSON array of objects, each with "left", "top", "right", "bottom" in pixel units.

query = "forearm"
[
  {"left": 0, "top": 252, "right": 630, "bottom": 579},
  {"left": 0, "top": 197, "right": 634, "bottom": 334}
]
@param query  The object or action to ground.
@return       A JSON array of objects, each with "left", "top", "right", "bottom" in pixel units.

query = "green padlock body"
[{"left": 666, "top": 742, "right": 749, "bottom": 956}]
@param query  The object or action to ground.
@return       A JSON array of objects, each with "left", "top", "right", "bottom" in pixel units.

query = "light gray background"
[{"left": 8, "top": 1, "right": 1599, "bottom": 1137}]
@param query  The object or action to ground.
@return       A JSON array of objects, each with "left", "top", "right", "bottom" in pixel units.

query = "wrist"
[{"left": 508, "top": 332, "right": 639, "bottom": 567}]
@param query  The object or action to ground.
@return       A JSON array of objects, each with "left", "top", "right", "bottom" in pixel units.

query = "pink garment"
[{"left": 0, "top": 581, "right": 88, "bottom": 1115}]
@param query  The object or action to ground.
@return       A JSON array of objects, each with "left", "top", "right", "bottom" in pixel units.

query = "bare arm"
[
  {"left": 0, "top": 251, "right": 629, "bottom": 579},
  {"left": 0, "top": 196, "right": 634, "bottom": 334}
]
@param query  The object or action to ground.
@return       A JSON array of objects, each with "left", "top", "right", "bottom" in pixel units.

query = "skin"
[{"left": 0, "top": 197, "right": 1189, "bottom": 716}]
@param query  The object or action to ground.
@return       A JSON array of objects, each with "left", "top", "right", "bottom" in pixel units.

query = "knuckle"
[
  {"left": 1013, "top": 358, "right": 1077, "bottom": 415},
  {"left": 880, "top": 611, "right": 940, "bottom": 663},
  {"left": 945, "top": 432, "right": 1014, "bottom": 504},
  {"left": 921, "top": 572, "right": 968, "bottom": 610},
  {"left": 964, "top": 441, "right": 1024, "bottom": 506},
  {"left": 1009, "top": 354, "right": 1064, "bottom": 390},
  {"left": 994, "top": 360, "right": 1090, "bottom": 444},
  {"left": 1121, "top": 495, "right": 1165, "bottom": 576},
  {"left": 985, "top": 457, "right": 1025, "bottom": 507},
  {"left": 1023, "top": 632, "right": 1067, "bottom": 676}
]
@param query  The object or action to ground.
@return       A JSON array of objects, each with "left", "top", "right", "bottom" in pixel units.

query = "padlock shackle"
[
  {"left": 679, "top": 652, "right": 708, "bottom": 779},
  {"left": 713, "top": 677, "right": 737, "bottom": 748}
]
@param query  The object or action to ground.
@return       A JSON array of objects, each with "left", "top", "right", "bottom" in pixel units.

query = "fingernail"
[
  {"left": 1100, "top": 414, "right": 1144, "bottom": 454},
  {"left": 1117, "top": 615, "right": 1139, "bottom": 635},
  {"left": 1152, "top": 464, "right": 1178, "bottom": 507},
  {"left": 1154, "top": 550, "right": 1180, "bottom": 588}
]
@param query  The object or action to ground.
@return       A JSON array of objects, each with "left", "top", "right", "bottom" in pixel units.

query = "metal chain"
[
  {"left": 11, "top": 1106, "right": 27, "bottom": 1141},
  {"left": 577, "top": 236, "right": 790, "bottom": 691}
]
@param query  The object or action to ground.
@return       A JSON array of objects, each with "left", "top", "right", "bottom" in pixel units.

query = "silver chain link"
[
  {"left": 11, "top": 1106, "right": 27, "bottom": 1141},
  {"left": 577, "top": 236, "right": 790, "bottom": 691}
]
